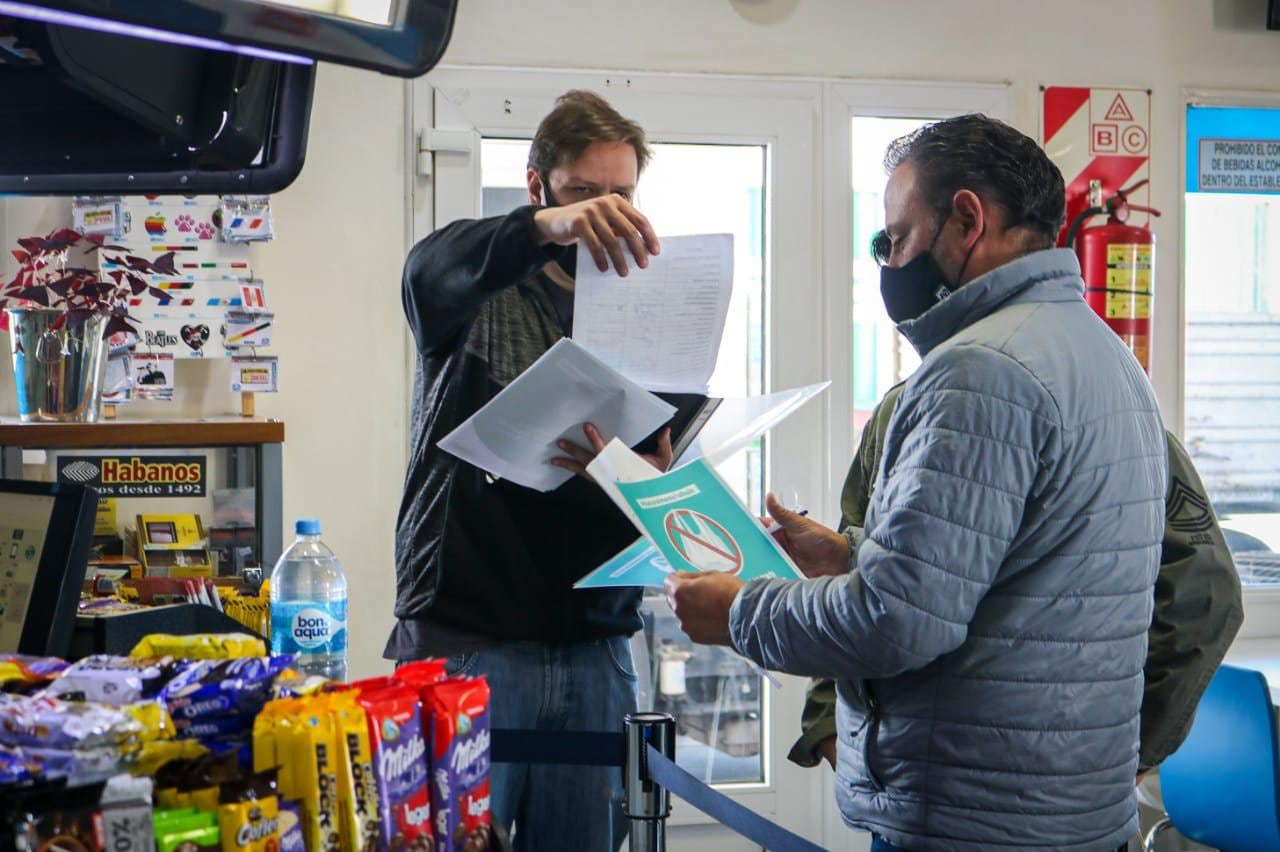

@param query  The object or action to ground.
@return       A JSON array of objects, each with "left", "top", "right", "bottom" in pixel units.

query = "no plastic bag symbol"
[{"left": 664, "top": 509, "right": 743, "bottom": 574}]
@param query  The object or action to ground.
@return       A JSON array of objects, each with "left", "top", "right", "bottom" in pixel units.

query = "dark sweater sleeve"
[
  {"left": 402, "top": 205, "right": 563, "bottom": 354},
  {"left": 1139, "top": 431, "right": 1244, "bottom": 771}
]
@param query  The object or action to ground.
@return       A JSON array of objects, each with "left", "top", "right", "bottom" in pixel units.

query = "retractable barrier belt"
[
  {"left": 488, "top": 728, "right": 824, "bottom": 852},
  {"left": 644, "top": 744, "right": 824, "bottom": 852}
]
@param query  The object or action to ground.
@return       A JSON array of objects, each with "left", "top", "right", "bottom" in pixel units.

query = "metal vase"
[{"left": 5, "top": 309, "right": 108, "bottom": 423}]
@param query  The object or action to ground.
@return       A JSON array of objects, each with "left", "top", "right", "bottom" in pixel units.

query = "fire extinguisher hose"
[{"left": 1064, "top": 206, "right": 1106, "bottom": 249}]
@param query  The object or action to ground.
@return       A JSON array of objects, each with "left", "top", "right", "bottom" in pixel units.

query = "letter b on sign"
[{"left": 1091, "top": 124, "right": 1118, "bottom": 153}]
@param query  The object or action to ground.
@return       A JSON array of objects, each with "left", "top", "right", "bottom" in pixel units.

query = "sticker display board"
[
  {"left": 1042, "top": 86, "right": 1153, "bottom": 242},
  {"left": 93, "top": 196, "right": 269, "bottom": 360}
]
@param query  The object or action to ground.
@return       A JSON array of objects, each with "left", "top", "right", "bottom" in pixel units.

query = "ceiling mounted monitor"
[
  {"left": 0, "top": 0, "right": 457, "bottom": 194},
  {"left": 0, "top": 15, "right": 315, "bottom": 194},
  {"left": 1, "top": 0, "right": 458, "bottom": 76}
]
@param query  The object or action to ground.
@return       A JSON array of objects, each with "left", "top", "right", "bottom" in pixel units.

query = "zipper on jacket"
[{"left": 860, "top": 680, "right": 886, "bottom": 792}]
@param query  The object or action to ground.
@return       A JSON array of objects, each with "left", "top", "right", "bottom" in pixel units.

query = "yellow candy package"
[
  {"left": 131, "top": 633, "right": 266, "bottom": 660},
  {"left": 133, "top": 739, "right": 207, "bottom": 778},
  {"left": 124, "top": 700, "right": 176, "bottom": 742},
  {"left": 253, "top": 698, "right": 299, "bottom": 793},
  {"left": 0, "top": 662, "right": 28, "bottom": 687},
  {"left": 328, "top": 694, "right": 379, "bottom": 852},
  {"left": 277, "top": 699, "right": 342, "bottom": 852},
  {"left": 217, "top": 770, "right": 280, "bottom": 852}
]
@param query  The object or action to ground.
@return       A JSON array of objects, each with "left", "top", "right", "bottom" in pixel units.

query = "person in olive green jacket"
[{"left": 791, "top": 382, "right": 1245, "bottom": 776}]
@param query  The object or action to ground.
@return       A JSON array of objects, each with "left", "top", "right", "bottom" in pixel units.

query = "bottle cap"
[{"left": 295, "top": 518, "right": 322, "bottom": 536}]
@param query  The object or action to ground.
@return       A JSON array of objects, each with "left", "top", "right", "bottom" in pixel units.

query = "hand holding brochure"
[{"left": 578, "top": 440, "right": 802, "bottom": 588}]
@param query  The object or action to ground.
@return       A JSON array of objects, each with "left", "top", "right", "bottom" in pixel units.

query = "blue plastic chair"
[{"left": 1148, "top": 664, "right": 1280, "bottom": 851}]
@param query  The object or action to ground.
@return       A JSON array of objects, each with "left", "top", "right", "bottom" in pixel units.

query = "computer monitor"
[
  {"left": 0, "top": 479, "right": 96, "bottom": 656},
  {"left": 2, "top": 0, "right": 458, "bottom": 77}
]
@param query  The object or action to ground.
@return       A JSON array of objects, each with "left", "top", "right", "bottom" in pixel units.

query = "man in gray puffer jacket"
[{"left": 666, "top": 115, "right": 1167, "bottom": 851}]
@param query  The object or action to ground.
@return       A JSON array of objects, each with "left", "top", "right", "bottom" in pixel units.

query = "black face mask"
[
  {"left": 539, "top": 174, "right": 577, "bottom": 279},
  {"left": 878, "top": 218, "right": 980, "bottom": 324}
]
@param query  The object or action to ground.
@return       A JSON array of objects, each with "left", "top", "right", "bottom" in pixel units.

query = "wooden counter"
[{"left": 0, "top": 418, "right": 284, "bottom": 448}]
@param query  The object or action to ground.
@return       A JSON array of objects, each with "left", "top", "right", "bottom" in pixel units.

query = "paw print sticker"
[
  {"left": 174, "top": 213, "right": 196, "bottom": 233},
  {"left": 195, "top": 221, "right": 216, "bottom": 240}
]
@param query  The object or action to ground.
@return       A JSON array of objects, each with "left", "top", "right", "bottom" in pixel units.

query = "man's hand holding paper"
[
  {"left": 550, "top": 422, "right": 673, "bottom": 481},
  {"left": 763, "top": 493, "right": 850, "bottom": 579}
]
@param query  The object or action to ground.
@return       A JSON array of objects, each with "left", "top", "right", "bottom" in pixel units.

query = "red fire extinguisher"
[{"left": 1065, "top": 179, "right": 1161, "bottom": 374}]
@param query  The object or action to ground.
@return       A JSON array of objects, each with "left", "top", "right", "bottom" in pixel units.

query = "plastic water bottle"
[{"left": 270, "top": 519, "right": 348, "bottom": 681}]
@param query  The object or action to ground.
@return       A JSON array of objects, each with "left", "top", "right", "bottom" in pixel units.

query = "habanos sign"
[{"left": 57, "top": 454, "right": 207, "bottom": 497}]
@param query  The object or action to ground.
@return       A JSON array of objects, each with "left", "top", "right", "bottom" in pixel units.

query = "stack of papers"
[{"left": 437, "top": 339, "right": 675, "bottom": 492}]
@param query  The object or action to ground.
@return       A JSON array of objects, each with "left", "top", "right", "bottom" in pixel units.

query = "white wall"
[{"left": 251, "top": 63, "right": 409, "bottom": 679}]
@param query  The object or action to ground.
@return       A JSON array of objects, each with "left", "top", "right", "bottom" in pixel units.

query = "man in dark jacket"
[
  {"left": 388, "top": 90, "right": 664, "bottom": 852},
  {"left": 789, "top": 382, "right": 1244, "bottom": 781}
]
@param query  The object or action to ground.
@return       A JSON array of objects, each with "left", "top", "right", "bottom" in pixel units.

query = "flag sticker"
[{"left": 239, "top": 282, "right": 267, "bottom": 311}]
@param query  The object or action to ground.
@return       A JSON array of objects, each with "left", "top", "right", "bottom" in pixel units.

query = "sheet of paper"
[
  {"left": 574, "top": 538, "right": 672, "bottom": 589},
  {"left": 586, "top": 437, "right": 665, "bottom": 528},
  {"left": 579, "top": 439, "right": 801, "bottom": 586},
  {"left": 573, "top": 233, "right": 734, "bottom": 394},
  {"left": 677, "top": 381, "right": 831, "bottom": 467},
  {"left": 438, "top": 339, "right": 676, "bottom": 492}
]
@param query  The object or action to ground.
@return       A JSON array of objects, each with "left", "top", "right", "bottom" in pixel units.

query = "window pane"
[
  {"left": 480, "top": 137, "right": 769, "bottom": 784},
  {"left": 851, "top": 117, "right": 930, "bottom": 439},
  {"left": 636, "top": 595, "right": 765, "bottom": 785},
  {"left": 1184, "top": 105, "right": 1280, "bottom": 586}
]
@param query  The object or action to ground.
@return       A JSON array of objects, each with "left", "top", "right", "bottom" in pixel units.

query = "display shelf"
[
  {"left": 0, "top": 417, "right": 285, "bottom": 570},
  {"left": 0, "top": 417, "right": 284, "bottom": 449}
]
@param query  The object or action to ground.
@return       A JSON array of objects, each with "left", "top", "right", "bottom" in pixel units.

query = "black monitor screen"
[
  {"left": 0, "top": 479, "right": 96, "bottom": 656},
  {"left": 6, "top": 0, "right": 457, "bottom": 76}
]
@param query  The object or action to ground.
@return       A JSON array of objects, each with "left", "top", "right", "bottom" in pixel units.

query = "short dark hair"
[
  {"left": 884, "top": 114, "right": 1066, "bottom": 248},
  {"left": 528, "top": 90, "right": 651, "bottom": 176}
]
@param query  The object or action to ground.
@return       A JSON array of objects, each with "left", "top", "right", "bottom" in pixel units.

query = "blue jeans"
[
  {"left": 444, "top": 636, "right": 639, "bottom": 852},
  {"left": 871, "top": 836, "right": 911, "bottom": 852}
]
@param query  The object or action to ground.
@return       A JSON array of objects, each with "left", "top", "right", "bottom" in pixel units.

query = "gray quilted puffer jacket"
[{"left": 730, "top": 248, "right": 1166, "bottom": 851}]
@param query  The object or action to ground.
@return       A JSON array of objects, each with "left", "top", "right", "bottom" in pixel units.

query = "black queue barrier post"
[{"left": 624, "top": 711, "right": 676, "bottom": 852}]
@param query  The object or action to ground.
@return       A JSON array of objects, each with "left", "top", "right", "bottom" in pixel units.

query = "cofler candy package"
[{"left": 427, "top": 676, "right": 490, "bottom": 851}]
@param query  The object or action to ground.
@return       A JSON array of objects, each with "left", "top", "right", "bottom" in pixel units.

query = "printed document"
[
  {"left": 573, "top": 233, "right": 733, "bottom": 394},
  {"left": 437, "top": 339, "right": 675, "bottom": 492}
]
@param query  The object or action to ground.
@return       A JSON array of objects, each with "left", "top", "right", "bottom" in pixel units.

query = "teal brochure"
[
  {"left": 596, "top": 457, "right": 800, "bottom": 586},
  {"left": 616, "top": 459, "right": 800, "bottom": 581},
  {"left": 574, "top": 538, "right": 672, "bottom": 589}
]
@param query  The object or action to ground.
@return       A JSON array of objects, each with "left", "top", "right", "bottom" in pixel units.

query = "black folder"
[{"left": 634, "top": 393, "right": 722, "bottom": 462}]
